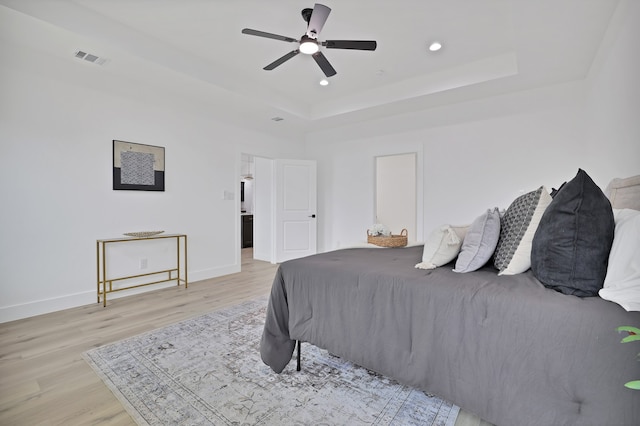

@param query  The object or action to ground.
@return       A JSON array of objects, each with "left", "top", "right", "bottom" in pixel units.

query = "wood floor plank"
[{"left": 0, "top": 248, "right": 492, "bottom": 425}]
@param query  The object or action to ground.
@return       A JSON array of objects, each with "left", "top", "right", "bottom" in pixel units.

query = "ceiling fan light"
[{"left": 299, "top": 40, "right": 319, "bottom": 55}]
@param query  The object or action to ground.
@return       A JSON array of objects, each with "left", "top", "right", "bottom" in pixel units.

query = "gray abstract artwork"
[{"left": 120, "top": 151, "right": 155, "bottom": 185}]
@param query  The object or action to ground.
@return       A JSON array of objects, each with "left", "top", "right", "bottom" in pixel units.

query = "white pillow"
[
  {"left": 454, "top": 208, "right": 501, "bottom": 273},
  {"left": 598, "top": 209, "right": 640, "bottom": 311},
  {"left": 416, "top": 225, "right": 469, "bottom": 270}
]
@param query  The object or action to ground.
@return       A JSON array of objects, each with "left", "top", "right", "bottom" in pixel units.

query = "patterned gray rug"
[{"left": 84, "top": 298, "right": 459, "bottom": 425}]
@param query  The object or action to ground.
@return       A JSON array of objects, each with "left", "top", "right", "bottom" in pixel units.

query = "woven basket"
[{"left": 367, "top": 228, "right": 408, "bottom": 248}]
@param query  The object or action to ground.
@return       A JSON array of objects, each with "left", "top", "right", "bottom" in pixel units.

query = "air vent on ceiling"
[{"left": 74, "top": 50, "right": 107, "bottom": 65}]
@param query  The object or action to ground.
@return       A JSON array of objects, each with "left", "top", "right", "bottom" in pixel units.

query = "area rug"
[{"left": 84, "top": 298, "right": 459, "bottom": 425}]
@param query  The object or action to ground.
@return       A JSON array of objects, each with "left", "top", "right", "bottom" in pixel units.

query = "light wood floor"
[{"left": 0, "top": 249, "right": 491, "bottom": 426}]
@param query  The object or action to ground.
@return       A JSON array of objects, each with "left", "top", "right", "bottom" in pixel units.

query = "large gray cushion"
[{"left": 531, "top": 169, "right": 615, "bottom": 296}]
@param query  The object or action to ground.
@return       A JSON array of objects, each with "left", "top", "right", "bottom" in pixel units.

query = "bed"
[{"left": 260, "top": 171, "right": 640, "bottom": 426}]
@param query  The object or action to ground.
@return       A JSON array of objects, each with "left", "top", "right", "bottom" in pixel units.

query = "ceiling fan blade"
[
  {"left": 312, "top": 51, "right": 337, "bottom": 77},
  {"left": 242, "top": 28, "right": 297, "bottom": 43},
  {"left": 322, "top": 40, "right": 377, "bottom": 51},
  {"left": 306, "top": 4, "right": 331, "bottom": 39},
  {"left": 264, "top": 50, "right": 300, "bottom": 70}
]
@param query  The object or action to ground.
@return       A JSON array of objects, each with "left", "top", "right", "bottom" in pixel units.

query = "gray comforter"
[{"left": 260, "top": 246, "right": 640, "bottom": 426}]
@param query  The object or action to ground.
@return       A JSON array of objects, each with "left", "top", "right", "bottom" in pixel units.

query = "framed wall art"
[{"left": 113, "top": 140, "right": 165, "bottom": 191}]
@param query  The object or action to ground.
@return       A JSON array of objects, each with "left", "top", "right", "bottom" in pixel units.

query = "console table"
[{"left": 96, "top": 234, "right": 187, "bottom": 307}]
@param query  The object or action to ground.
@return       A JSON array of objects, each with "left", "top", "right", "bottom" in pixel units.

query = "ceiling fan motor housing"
[
  {"left": 242, "top": 3, "right": 376, "bottom": 77},
  {"left": 301, "top": 8, "right": 313, "bottom": 24}
]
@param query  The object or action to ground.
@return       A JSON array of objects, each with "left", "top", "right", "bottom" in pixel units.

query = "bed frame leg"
[{"left": 296, "top": 340, "right": 301, "bottom": 371}]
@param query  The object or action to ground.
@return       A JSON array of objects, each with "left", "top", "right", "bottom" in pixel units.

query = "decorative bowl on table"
[{"left": 123, "top": 231, "right": 165, "bottom": 238}]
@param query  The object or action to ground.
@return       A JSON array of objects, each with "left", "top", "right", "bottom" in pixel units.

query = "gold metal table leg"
[
  {"left": 102, "top": 241, "right": 107, "bottom": 307},
  {"left": 184, "top": 235, "right": 188, "bottom": 288}
]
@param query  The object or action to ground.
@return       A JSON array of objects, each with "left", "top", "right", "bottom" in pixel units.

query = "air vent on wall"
[{"left": 74, "top": 50, "right": 107, "bottom": 65}]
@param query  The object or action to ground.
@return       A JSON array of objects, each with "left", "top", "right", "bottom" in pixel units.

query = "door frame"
[{"left": 239, "top": 155, "right": 318, "bottom": 266}]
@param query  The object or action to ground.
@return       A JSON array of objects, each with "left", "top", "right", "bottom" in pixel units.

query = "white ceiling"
[{"left": 0, "top": 0, "right": 620, "bottom": 140}]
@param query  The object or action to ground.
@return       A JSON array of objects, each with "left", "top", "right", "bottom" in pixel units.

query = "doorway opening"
[
  {"left": 240, "top": 154, "right": 255, "bottom": 256},
  {"left": 238, "top": 155, "right": 317, "bottom": 268}
]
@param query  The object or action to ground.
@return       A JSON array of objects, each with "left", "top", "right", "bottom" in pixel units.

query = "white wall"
[
  {"left": 252, "top": 157, "right": 274, "bottom": 263},
  {"left": 308, "top": 86, "right": 586, "bottom": 252},
  {"left": 0, "top": 36, "right": 302, "bottom": 322},
  {"left": 308, "top": 137, "right": 426, "bottom": 251},
  {"left": 307, "top": 1, "right": 639, "bottom": 253},
  {"left": 583, "top": 0, "right": 640, "bottom": 185}
]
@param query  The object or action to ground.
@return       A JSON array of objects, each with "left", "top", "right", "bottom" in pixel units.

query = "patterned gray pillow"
[{"left": 494, "top": 186, "right": 552, "bottom": 275}]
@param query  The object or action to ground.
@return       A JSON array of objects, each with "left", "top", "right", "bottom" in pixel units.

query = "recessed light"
[
  {"left": 428, "top": 41, "right": 442, "bottom": 52},
  {"left": 319, "top": 79, "right": 329, "bottom": 86},
  {"left": 271, "top": 117, "right": 284, "bottom": 122}
]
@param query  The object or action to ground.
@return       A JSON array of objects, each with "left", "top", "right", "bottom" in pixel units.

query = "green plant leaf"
[
  {"left": 617, "top": 326, "right": 640, "bottom": 335},
  {"left": 621, "top": 334, "right": 640, "bottom": 343},
  {"left": 624, "top": 380, "right": 640, "bottom": 390}
]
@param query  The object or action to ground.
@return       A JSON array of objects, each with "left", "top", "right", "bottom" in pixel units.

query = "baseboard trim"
[
  {"left": 189, "top": 264, "right": 240, "bottom": 283},
  {"left": 0, "top": 264, "right": 241, "bottom": 324},
  {"left": 0, "top": 291, "right": 96, "bottom": 324}
]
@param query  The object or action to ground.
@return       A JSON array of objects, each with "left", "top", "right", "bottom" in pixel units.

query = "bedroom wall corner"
[{"left": 583, "top": 0, "right": 640, "bottom": 186}]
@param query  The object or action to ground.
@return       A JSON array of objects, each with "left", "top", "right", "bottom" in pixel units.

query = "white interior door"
[{"left": 275, "top": 159, "right": 317, "bottom": 263}]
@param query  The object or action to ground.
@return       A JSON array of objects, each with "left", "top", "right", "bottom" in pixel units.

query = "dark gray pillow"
[
  {"left": 550, "top": 182, "right": 566, "bottom": 198},
  {"left": 531, "top": 169, "right": 614, "bottom": 296}
]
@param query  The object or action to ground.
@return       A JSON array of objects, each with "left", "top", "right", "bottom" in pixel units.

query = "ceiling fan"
[{"left": 241, "top": 3, "right": 377, "bottom": 78}]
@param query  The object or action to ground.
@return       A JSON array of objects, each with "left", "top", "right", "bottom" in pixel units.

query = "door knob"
[{"left": 309, "top": 214, "right": 316, "bottom": 218}]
